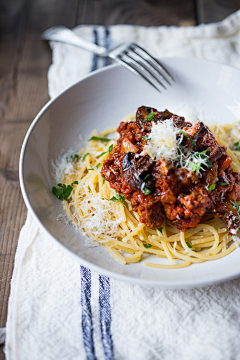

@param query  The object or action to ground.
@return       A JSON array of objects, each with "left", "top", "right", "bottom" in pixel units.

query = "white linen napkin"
[{"left": 4, "top": 10, "right": 240, "bottom": 360}]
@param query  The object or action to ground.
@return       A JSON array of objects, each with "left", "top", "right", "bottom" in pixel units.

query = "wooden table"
[{"left": 0, "top": 0, "right": 239, "bottom": 358}]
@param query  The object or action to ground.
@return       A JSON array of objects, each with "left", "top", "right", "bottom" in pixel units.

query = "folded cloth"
[{"left": 4, "top": 10, "right": 240, "bottom": 360}]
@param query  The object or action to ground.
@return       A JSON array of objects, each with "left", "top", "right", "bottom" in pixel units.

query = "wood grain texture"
[
  {"left": 196, "top": 0, "right": 240, "bottom": 24},
  {"left": 76, "top": 0, "right": 196, "bottom": 26},
  {"left": 0, "top": 2, "right": 79, "bottom": 359},
  {"left": 0, "top": 0, "right": 238, "bottom": 359},
  {"left": 0, "top": 32, "right": 50, "bottom": 328},
  {"left": 0, "top": 346, "right": 4, "bottom": 360}
]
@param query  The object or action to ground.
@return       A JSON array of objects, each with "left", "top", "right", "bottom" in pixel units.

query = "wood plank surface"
[
  {"left": 0, "top": 0, "right": 238, "bottom": 358},
  {"left": 77, "top": 0, "right": 196, "bottom": 26},
  {"left": 196, "top": 0, "right": 240, "bottom": 24},
  {"left": 0, "top": 1, "right": 79, "bottom": 358}
]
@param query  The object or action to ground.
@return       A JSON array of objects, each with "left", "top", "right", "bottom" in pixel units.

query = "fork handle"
[{"left": 41, "top": 26, "right": 107, "bottom": 56}]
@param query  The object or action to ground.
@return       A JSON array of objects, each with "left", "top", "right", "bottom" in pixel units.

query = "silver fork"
[{"left": 42, "top": 26, "right": 174, "bottom": 93}]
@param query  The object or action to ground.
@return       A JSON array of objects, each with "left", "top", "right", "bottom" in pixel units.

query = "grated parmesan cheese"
[
  {"left": 144, "top": 118, "right": 180, "bottom": 161},
  {"left": 53, "top": 150, "right": 75, "bottom": 183},
  {"left": 232, "top": 235, "right": 240, "bottom": 247},
  {"left": 72, "top": 197, "right": 124, "bottom": 240}
]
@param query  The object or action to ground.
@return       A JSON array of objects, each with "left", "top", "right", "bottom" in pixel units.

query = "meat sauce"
[{"left": 101, "top": 106, "right": 240, "bottom": 233}]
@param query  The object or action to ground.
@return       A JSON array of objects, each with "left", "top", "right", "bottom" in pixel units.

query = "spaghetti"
[{"left": 53, "top": 109, "right": 240, "bottom": 269}]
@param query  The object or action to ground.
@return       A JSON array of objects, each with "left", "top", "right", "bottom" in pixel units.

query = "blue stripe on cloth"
[
  {"left": 104, "top": 27, "right": 111, "bottom": 67},
  {"left": 99, "top": 275, "right": 113, "bottom": 360},
  {"left": 91, "top": 29, "right": 99, "bottom": 72},
  {"left": 80, "top": 265, "right": 96, "bottom": 360}
]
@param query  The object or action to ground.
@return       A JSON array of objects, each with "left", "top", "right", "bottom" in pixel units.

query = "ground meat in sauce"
[{"left": 101, "top": 106, "right": 240, "bottom": 234}]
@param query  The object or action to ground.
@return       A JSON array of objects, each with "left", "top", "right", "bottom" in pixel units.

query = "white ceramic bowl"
[{"left": 20, "top": 57, "right": 240, "bottom": 288}]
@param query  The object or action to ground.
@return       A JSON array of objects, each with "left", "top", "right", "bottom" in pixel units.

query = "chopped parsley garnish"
[
  {"left": 143, "top": 174, "right": 150, "bottom": 181},
  {"left": 99, "top": 144, "right": 114, "bottom": 158},
  {"left": 108, "top": 144, "right": 113, "bottom": 152},
  {"left": 217, "top": 182, "right": 229, "bottom": 186},
  {"left": 107, "top": 190, "right": 126, "bottom": 207},
  {"left": 157, "top": 227, "right": 163, "bottom": 234},
  {"left": 180, "top": 130, "right": 188, "bottom": 137},
  {"left": 66, "top": 154, "right": 79, "bottom": 162},
  {"left": 187, "top": 150, "right": 212, "bottom": 173},
  {"left": 99, "top": 151, "right": 107, "bottom": 158},
  {"left": 87, "top": 163, "right": 101, "bottom": 171},
  {"left": 102, "top": 176, "right": 105, "bottom": 184},
  {"left": 88, "top": 136, "right": 111, "bottom": 142},
  {"left": 190, "top": 138, "right": 197, "bottom": 148},
  {"left": 72, "top": 154, "right": 81, "bottom": 160},
  {"left": 188, "top": 161, "right": 201, "bottom": 172},
  {"left": 205, "top": 184, "right": 216, "bottom": 191},
  {"left": 142, "top": 135, "right": 151, "bottom": 141},
  {"left": 231, "top": 201, "right": 240, "bottom": 214},
  {"left": 143, "top": 244, "right": 152, "bottom": 248},
  {"left": 186, "top": 242, "right": 193, "bottom": 249},
  {"left": 71, "top": 181, "right": 79, "bottom": 186},
  {"left": 66, "top": 152, "right": 89, "bottom": 162},
  {"left": 234, "top": 140, "right": 240, "bottom": 150},
  {"left": 144, "top": 187, "right": 151, "bottom": 195},
  {"left": 52, "top": 181, "right": 77, "bottom": 201},
  {"left": 143, "top": 112, "right": 155, "bottom": 122},
  {"left": 82, "top": 152, "right": 90, "bottom": 159}
]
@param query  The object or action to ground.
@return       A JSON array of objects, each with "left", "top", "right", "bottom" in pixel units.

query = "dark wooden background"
[{"left": 0, "top": 0, "right": 240, "bottom": 358}]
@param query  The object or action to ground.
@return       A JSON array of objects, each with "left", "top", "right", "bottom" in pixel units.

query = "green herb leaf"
[
  {"left": 187, "top": 151, "right": 212, "bottom": 173},
  {"left": 157, "top": 227, "right": 163, "bottom": 234},
  {"left": 143, "top": 173, "right": 150, "bottom": 181},
  {"left": 143, "top": 244, "right": 152, "bottom": 248},
  {"left": 52, "top": 186, "right": 64, "bottom": 199},
  {"left": 82, "top": 152, "right": 89, "bottom": 159},
  {"left": 99, "top": 151, "right": 107, "bottom": 158},
  {"left": 71, "top": 181, "right": 78, "bottom": 186},
  {"left": 190, "top": 138, "right": 197, "bottom": 148},
  {"left": 102, "top": 176, "right": 105, "bottom": 184},
  {"left": 87, "top": 163, "right": 101, "bottom": 171},
  {"left": 217, "top": 182, "right": 229, "bottom": 186},
  {"left": 234, "top": 140, "right": 240, "bottom": 150},
  {"left": 72, "top": 154, "right": 81, "bottom": 160},
  {"left": 107, "top": 190, "right": 126, "bottom": 207},
  {"left": 143, "top": 112, "right": 155, "bottom": 122},
  {"left": 205, "top": 184, "right": 216, "bottom": 191},
  {"left": 98, "top": 144, "right": 113, "bottom": 158},
  {"left": 180, "top": 130, "right": 188, "bottom": 137},
  {"left": 67, "top": 152, "right": 89, "bottom": 162},
  {"left": 52, "top": 183, "right": 73, "bottom": 201},
  {"left": 186, "top": 242, "right": 193, "bottom": 249},
  {"left": 88, "top": 136, "right": 111, "bottom": 142},
  {"left": 66, "top": 153, "right": 81, "bottom": 162},
  {"left": 144, "top": 187, "right": 151, "bottom": 195},
  {"left": 188, "top": 161, "right": 201, "bottom": 173},
  {"left": 108, "top": 144, "right": 113, "bottom": 153},
  {"left": 231, "top": 201, "right": 240, "bottom": 214},
  {"left": 142, "top": 135, "right": 151, "bottom": 141},
  {"left": 114, "top": 190, "right": 125, "bottom": 200}
]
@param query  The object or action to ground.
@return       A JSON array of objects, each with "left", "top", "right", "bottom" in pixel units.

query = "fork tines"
[{"left": 115, "top": 43, "right": 174, "bottom": 93}]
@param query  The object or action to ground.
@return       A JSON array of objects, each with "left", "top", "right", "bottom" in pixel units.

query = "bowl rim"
[{"left": 19, "top": 57, "right": 240, "bottom": 288}]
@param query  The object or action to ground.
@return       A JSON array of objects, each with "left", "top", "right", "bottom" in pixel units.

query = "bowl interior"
[{"left": 20, "top": 57, "right": 240, "bottom": 287}]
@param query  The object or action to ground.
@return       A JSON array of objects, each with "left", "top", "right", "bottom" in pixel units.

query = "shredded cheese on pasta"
[
  {"left": 54, "top": 121, "right": 240, "bottom": 269},
  {"left": 145, "top": 118, "right": 180, "bottom": 161}
]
